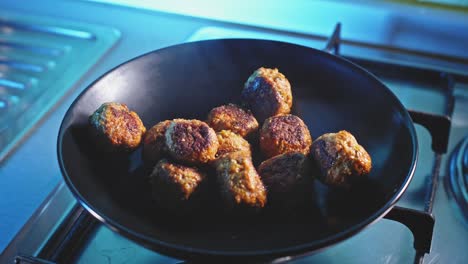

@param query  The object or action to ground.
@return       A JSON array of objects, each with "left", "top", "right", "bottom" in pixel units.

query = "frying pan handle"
[{"left": 323, "top": 23, "right": 341, "bottom": 55}]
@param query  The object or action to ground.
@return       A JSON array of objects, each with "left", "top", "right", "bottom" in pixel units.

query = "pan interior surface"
[{"left": 58, "top": 39, "right": 416, "bottom": 258}]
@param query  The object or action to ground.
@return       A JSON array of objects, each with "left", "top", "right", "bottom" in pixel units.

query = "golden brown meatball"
[
  {"left": 149, "top": 159, "right": 206, "bottom": 212},
  {"left": 88, "top": 102, "right": 146, "bottom": 151},
  {"left": 214, "top": 151, "right": 267, "bottom": 210},
  {"left": 165, "top": 119, "right": 219, "bottom": 164},
  {"left": 216, "top": 130, "right": 251, "bottom": 158},
  {"left": 241, "top": 67, "right": 292, "bottom": 122},
  {"left": 258, "top": 152, "right": 312, "bottom": 207},
  {"left": 310, "top": 130, "right": 372, "bottom": 188},
  {"left": 142, "top": 120, "right": 171, "bottom": 166},
  {"left": 207, "top": 104, "right": 259, "bottom": 137},
  {"left": 260, "top": 114, "right": 312, "bottom": 158}
]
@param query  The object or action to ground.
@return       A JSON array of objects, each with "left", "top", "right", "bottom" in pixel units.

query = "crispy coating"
[
  {"left": 142, "top": 120, "right": 171, "bottom": 165},
  {"left": 150, "top": 159, "right": 206, "bottom": 211},
  {"left": 165, "top": 119, "right": 219, "bottom": 164},
  {"left": 260, "top": 114, "right": 312, "bottom": 158},
  {"left": 207, "top": 104, "right": 259, "bottom": 137},
  {"left": 216, "top": 130, "right": 251, "bottom": 158},
  {"left": 241, "top": 67, "right": 292, "bottom": 122},
  {"left": 214, "top": 151, "right": 267, "bottom": 210},
  {"left": 310, "top": 130, "right": 372, "bottom": 188},
  {"left": 258, "top": 152, "right": 312, "bottom": 206},
  {"left": 89, "top": 102, "right": 146, "bottom": 151}
]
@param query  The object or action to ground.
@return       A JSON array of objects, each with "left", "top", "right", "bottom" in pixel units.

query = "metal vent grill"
[{"left": 0, "top": 12, "right": 120, "bottom": 161}]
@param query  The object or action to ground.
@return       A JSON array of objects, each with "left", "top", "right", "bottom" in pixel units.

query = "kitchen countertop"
[{"left": 1, "top": 0, "right": 468, "bottom": 256}]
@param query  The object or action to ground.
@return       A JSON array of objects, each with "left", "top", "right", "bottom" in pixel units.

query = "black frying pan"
[{"left": 57, "top": 39, "right": 417, "bottom": 261}]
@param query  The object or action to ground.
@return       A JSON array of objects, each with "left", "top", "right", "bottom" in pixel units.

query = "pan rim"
[{"left": 57, "top": 38, "right": 418, "bottom": 260}]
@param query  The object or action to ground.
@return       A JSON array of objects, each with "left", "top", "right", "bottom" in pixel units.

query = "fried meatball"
[
  {"left": 260, "top": 114, "right": 312, "bottom": 158},
  {"left": 207, "top": 104, "right": 259, "bottom": 137},
  {"left": 310, "top": 130, "right": 372, "bottom": 188},
  {"left": 258, "top": 152, "right": 312, "bottom": 207},
  {"left": 89, "top": 102, "right": 146, "bottom": 151},
  {"left": 165, "top": 119, "right": 219, "bottom": 164},
  {"left": 241, "top": 67, "right": 292, "bottom": 122},
  {"left": 216, "top": 130, "right": 251, "bottom": 158},
  {"left": 149, "top": 159, "right": 206, "bottom": 212},
  {"left": 142, "top": 120, "right": 171, "bottom": 166},
  {"left": 214, "top": 151, "right": 267, "bottom": 210}
]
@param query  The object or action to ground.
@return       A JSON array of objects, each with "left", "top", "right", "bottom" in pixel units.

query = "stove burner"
[{"left": 448, "top": 136, "right": 468, "bottom": 220}]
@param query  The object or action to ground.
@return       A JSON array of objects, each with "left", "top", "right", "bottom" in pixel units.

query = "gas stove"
[{"left": 1, "top": 1, "right": 467, "bottom": 264}]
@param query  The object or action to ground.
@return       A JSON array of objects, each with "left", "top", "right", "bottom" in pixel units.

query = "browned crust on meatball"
[
  {"left": 214, "top": 151, "right": 267, "bottom": 209},
  {"left": 207, "top": 104, "right": 259, "bottom": 137},
  {"left": 310, "top": 130, "right": 372, "bottom": 188},
  {"left": 216, "top": 130, "right": 251, "bottom": 158},
  {"left": 258, "top": 152, "right": 310, "bottom": 193},
  {"left": 142, "top": 120, "right": 171, "bottom": 165},
  {"left": 89, "top": 102, "right": 146, "bottom": 151},
  {"left": 260, "top": 114, "right": 312, "bottom": 158},
  {"left": 258, "top": 152, "right": 313, "bottom": 207},
  {"left": 165, "top": 119, "right": 219, "bottom": 164},
  {"left": 150, "top": 159, "right": 206, "bottom": 211},
  {"left": 241, "top": 67, "right": 292, "bottom": 122}
]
